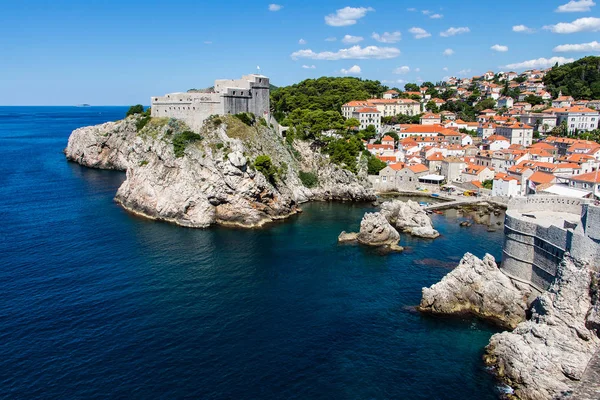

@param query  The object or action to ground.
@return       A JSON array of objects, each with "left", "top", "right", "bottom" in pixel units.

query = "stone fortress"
[
  {"left": 151, "top": 74, "right": 270, "bottom": 131},
  {"left": 501, "top": 196, "right": 600, "bottom": 292}
]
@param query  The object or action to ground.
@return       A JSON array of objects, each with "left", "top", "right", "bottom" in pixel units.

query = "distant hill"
[
  {"left": 543, "top": 56, "right": 600, "bottom": 100},
  {"left": 270, "top": 77, "right": 387, "bottom": 115}
]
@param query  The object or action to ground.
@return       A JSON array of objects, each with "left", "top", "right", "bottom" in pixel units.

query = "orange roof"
[
  {"left": 355, "top": 107, "right": 380, "bottom": 113},
  {"left": 471, "top": 181, "right": 483, "bottom": 188},
  {"left": 377, "top": 155, "right": 396, "bottom": 162},
  {"left": 487, "top": 135, "right": 509, "bottom": 142},
  {"left": 570, "top": 171, "right": 600, "bottom": 183},
  {"left": 407, "top": 164, "right": 429, "bottom": 173},
  {"left": 465, "top": 164, "right": 489, "bottom": 174},
  {"left": 343, "top": 100, "right": 369, "bottom": 107},
  {"left": 367, "top": 144, "right": 394, "bottom": 150},
  {"left": 381, "top": 135, "right": 395, "bottom": 142},
  {"left": 421, "top": 113, "right": 441, "bottom": 119},
  {"left": 384, "top": 90, "right": 399, "bottom": 94},
  {"left": 529, "top": 171, "right": 556, "bottom": 184},
  {"left": 426, "top": 153, "right": 445, "bottom": 161},
  {"left": 389, "top": 162, "right": 405, "bottom": 171},
  {"left": 529, "top": 142, "right": 556, "bottom": 151},
  {"left": 565, "top": 106, "right": 598, "bottom": 113}
]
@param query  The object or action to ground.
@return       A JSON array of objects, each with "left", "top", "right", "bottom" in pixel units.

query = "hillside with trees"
[
  {"left": 270, "top": 77, "right": 387, "bottom": 118},
  {"left": 543, "top": 56, "right": 600, "bottom": 99}
]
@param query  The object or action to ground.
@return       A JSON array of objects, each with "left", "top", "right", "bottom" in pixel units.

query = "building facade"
[{"left": 151, "top": 74, "right": 270, "bottom": 131}]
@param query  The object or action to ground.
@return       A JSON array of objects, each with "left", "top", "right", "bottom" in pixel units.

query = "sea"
[{"left": 0, "top": 106, "right": 506, "bottom": 399}]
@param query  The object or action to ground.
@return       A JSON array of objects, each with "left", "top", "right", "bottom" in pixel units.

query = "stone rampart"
[{"left": 501, "top": 196, "right": 600, "bottom": 292}]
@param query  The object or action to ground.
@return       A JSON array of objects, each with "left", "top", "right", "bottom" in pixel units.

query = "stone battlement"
[
  {"left": 151, "top": 74, "right": 270, "bottom": 131},
  {"left": 501, "top": 195, "right": 600, "bottom": 292}
]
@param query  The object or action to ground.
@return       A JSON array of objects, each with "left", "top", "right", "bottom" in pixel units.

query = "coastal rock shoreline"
[{"left": 65, "top": 115, "right": 375, "bottom": 229}]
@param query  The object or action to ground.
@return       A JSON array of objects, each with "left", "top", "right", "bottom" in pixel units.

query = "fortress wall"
[{"left": 507, "top": 196, "right": 586, "bottom": 214}]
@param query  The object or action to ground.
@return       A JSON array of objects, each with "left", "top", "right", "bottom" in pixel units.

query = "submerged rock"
[
  {"left": 357, "top": 212, "right": 400, "bottom": 247},
  {"left": 484, "top": 256, "right": 600, "bottom": 400},
  {"left": 338, "top": 231, "right": 358, "bottom": 243},
  {"left": 65, "top": 115, "right": 374, "bottom": 228},
  {"left": 418, "top": 253, "right": 530, "bottom": 329},
  {"left": 380, "top": 200, "right": 439, "bottom": 238}
]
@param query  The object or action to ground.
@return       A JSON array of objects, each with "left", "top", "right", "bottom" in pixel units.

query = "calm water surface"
[{"left": 0, "top": 107, "right": 505, "bottom": 399}]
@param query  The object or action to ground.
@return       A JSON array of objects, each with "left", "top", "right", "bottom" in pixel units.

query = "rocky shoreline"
[
  {"left": 419, "top": 252, "right": 600, "bottom": 399},
  {"left": 65, "top": 115, "right": 375, "bottom": 228}
]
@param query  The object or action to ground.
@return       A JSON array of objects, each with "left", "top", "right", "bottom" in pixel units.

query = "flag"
[
  {"left": 528, "top": 179, "right": 536, "bottom": 193},
  {"left": 257, "top": 65, "right": 261, "bottom": 71}
]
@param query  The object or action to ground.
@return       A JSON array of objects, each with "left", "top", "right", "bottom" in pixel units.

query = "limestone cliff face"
[
  {"left": 65, "top": 115, "right": 374, "bottom": 228},
  {"left": 484, "top": 256, "right": 600, "bottom": 400},
  {"left": 418, "top": 253, "right": 531, "bottom": 329}
]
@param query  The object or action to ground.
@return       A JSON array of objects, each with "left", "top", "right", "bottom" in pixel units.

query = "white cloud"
[
  {"left": 371, "top": 31, "right": 402, "bottom": 43},
  {"left": 204, "top": 41, "right": 212, "bottom": 45},
  {"left": 553, "top": 40, "right": 600, "bottom": 52},
  {"left": 268, "top": 4, "right": 282, "bottom": 11},
  {"left": 409, "top": 27, "right": 431, "bottom": 39},
  {"left": 397, "top": 79, "right": 407, "bottom": 84},
  {"left": 544, "top": 17, "right": 600, "bottom": 33},
  {"left": 341, "top": 34, "right": 364, "bottom": 44},
  {"left": 393, "top": 65, "right": 410, "bottom": 74},
  {"left": 291, "top": 45, "right": 401, "bottom": 60},
  {"left": 430, "top": 13, "right": 443, "bottom": 19},
  {"left": 512, "top": 24, "right": 535, "bottom": 33},
  {"left": 443, "top": 66, "right": 448, "bottom": 71},
  {"left": 302, "top": 65, "right": 316, "bottom": 69},
  {"left": 325, "top": 37, "right": 337, "bottom": 41},
  {"left": 340, "top": 65, "right": 361, "bottom": 75},
  {"left": 556, "top": 0, "right": 596, "bottom": 12},
  {"left": 299, "top": 38, "right": 307, "bottom": 45},
  {"left": 422, "top": 9, "right": 431, "bottom": 15},
  {"left": 407, "top": 7, "right": 417, "bottom": 11},
  {"left": 491, "top": 44, "right": 509, "bottom": 52},
  {"left": 443, "top": 48, "right": 454, "bottom": 56},
  {"left": 415, "top": 67, "right": 421, "bottom": 72},
  {"left": 324, "top": 6, "right": 374, "bottom": 27},
  {"left": 440, "top": 27, "right": 470, "bottom": 37},
  {"left": 502, "top": 56, "right": 575, "bottom": 70},
  {"left": 458, "top": 69, "right": 472, "bottom": 76}
]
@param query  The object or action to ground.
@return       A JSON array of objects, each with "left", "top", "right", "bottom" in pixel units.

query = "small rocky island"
[{"left": 338, "top": 199, "right": 439, "bottom": 251}]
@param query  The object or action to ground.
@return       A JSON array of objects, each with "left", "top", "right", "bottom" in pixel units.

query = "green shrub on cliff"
[
  {"left": 254, "top": 155, "right": 277, "bottom": 183},
  {"left": 299, "top": 171, "right": 318, "bottom": 188},
  {"left": 135, "top": 116, "right": 151, "bottom": 131},
  {"left": 172, "top": 130, "right": 203, "bottom": 158},
  {"left": 234, "top": 112, "right": 256, "bottom": 126},
  {"left": 126, "top": 104, "right": 144, "bottom": 117}
]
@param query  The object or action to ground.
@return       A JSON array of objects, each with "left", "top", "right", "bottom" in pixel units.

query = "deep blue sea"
[{"left": 0, "top": 106, "right": 506, "bottom": 399}]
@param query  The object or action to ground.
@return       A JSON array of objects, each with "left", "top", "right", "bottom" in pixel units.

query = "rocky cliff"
[
  {"left": 65, "top": 115, "right": 374, "bottom": 228},
  {"left": 484, "top": 256, "right": 600, "bottom": 400},
  {"left": 418, "top": 253, "right": 531, "bottom": 329}
]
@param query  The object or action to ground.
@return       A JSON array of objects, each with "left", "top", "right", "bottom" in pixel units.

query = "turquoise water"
[{"left": 0, "top": 107, "right": 505, "bottom": 399}]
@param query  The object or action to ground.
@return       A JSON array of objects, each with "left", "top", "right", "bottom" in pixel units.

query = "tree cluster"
[{"left": 543, "top": 56, "right": 600, "bottom": 99}]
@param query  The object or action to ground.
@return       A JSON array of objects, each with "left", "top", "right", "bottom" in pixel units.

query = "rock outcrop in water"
[
  {"left": 65, "top": 115, "right": 375, "bottom": 228},
  {"left": 381, "top": 200, "right": 439, "bottom": 238},
  {"left": 357, "top": 212, "right": 401, "bottom": 247},
  {"left": 484, "top": 256, "right": 600, "bottom": 400},
  {"left": 418, "top": 253, "right": 530, "bottom": 329}
]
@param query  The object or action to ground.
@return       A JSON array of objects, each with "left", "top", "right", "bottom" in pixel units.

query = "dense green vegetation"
[
  {"left": 298, "top": 171, "right": 319, "bottom": 188},
  {"left": 281, "top": 109, "right": 344, "bottom": 138},
  {"left": 544, "top": 56, "right": 600, "bottom": 99},
  {"left": 253, "top": 155, "right": 278, "bottom": 183},
  {"left": 126, "top": 104, "right": 144, "bottom": 117},
  {"left": 172, "top": 130, "right": 203, "bottom": 158},
  {"left": 234, "top": 112, "right": 256, "bottom": 126},
  {"left": 440, "top": 101, "right": 477, "bottom": 122},
  {"left": 271, "top": 77, "right": 387, "bottom": 116},
  {"left": 321, "top": 135, "right": 365, "bottom": 173},
  {"left": 367, "top": 156, "right": 387, "bottom": 175}
]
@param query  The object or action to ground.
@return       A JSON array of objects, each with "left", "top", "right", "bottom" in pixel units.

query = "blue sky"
[{"left": 1, "top": 0, "right": 599, "bottom": 105}]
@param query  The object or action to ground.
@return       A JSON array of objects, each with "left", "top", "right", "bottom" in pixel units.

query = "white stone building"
[
  {"left": 555, "top": 106, "right": 600, "bottom": 134},
  {"left": 496, "top": 122, "right": 534, "bottom": 147},
  {"left": 151, "top": 74, "right": 270, "bottom": 131},
  {"left": 352, "top": 107, "right": 381, "bottom": 132}
]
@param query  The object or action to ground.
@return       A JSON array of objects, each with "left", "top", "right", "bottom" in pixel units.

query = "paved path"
[{"left": 423, "top": 197, "right": 482, "bottom": 211}]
